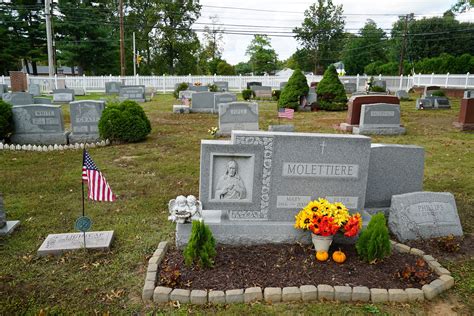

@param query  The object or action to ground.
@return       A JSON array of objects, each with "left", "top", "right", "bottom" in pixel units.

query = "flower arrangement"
[
  {"left": 208, "top": 127, "right": 218, "bottom": 137},
  {"left": 294, "top": 198, "right": 362, "bottom": 237},
  {"left": 194, "top": 82, "right": 202, "bottom": 86}
]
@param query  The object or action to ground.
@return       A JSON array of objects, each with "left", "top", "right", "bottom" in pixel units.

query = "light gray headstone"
[
  {"left": 105, "top": 82, "right": 122, "bottom": 94},
  {"left": 307, "top": 87, "right": 317, "bottom": 104},
  {"left": 191, "top": 92, "right": 216, "bottom": 113},
  {"left": 463, "top": 90, "right": 474, "bottom": 99},
  {"left": 28, "top": 84, "right": 41, "bottom": 96},
  {"left": 268, "top": 124, "right": 294, "bottom": 132},
  {"left": 11, "top": 104, "right": 69, "bottom": 145},
  {"left": 189, "top": 85, "right": 209, "bottom": 92},
  {"left": 0, "top": 84, "right": 8, "bottom": 94},
  {"left": 178, "top": 90, "right": 195, "bottom": 99},
  {"left": 69, "top": 100, "right": 105, "bottom": 143},
  {"left": 373, "top": 80, "right": 386, "bottom": 90},
  {"left": 2, "top": 92, "right": 34, "bottom": 105},
  {"left": 344, "top": 83, "right": 356, "bottom": 93},
  {"left": 73, "top": 87, "right": 86, "bottom": 96},
  {"left": 395, "top": 90, "right": 409, "bottom": 100},
  {"left": 247, "top": 82, "right": 262, "bottom": 89},
  {"left": 353, "top": 103, "right": 405, "bottom": 135},
  {"left": 218, "top": 102, "right": 259, "bottom": 135},
  {"left": 34, "top": 97, "right": 52, "bottom": 105},
  {"left": 53, "top": 89, "right": 75, "bottom": 103},
  {"left": 56, "top": 79, "right": 66, "bottom": 89},
  {"left": 214, "top": 81, "right": 229, "bottom": 92},
  {"left": 37, "top": 231, "right": 115, "bottom": 256},
  {"left": 251, "top": 85, "right": 272, "bottom": 92},
  {"left": 214, "top": 93, "right": 237, "bottom": 111},
  {"left": 389, "top": 192, "right": 463, "bottom": 242},
  {"left": 119, "top": 85, "right": 145, "bottom": 102},
  {"left": 365, "top": 144, "right": 424, "bottom": 210}
]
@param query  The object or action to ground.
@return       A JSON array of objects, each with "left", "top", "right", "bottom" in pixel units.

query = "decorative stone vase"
[{"left": 311, "top": 234, "right": 333, "bottom": 252}]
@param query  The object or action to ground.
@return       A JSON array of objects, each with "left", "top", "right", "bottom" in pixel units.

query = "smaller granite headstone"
[
  {"left": 254, "top": 86, "right": 272, "bottom": 99},
  {"left": 37, "top": 231, "right": 115, "bottom": 256},
  {"left": 268, "top": 124, "right": 294, "bottom": 132},
  {"left": 415, "top": 98, "right": 432, "bottom": 110},
  {"left": 434, "top": 98, "right": 451, "bottom": 109},
  {"left": 173, "top": 105, "right": 190, "bottom": 114},
  {"left": 0, "top": 84, "right": 8, "bottom": 94},
  {"left": 178, "top": 90, "right": 195, "bottom": 99},
  {"left": 373, "top": 80, "right": 386, "bottom": 90},
  {"left": 34, "top": 97, "right": 52, "bottom": 105},
  {"left": 189, "top": 85, "right": 209, "bottom": 92},
  {"left": 389, "top": 192, "right": 463, "bottom": 242},
  {"left": 191, "top": 92, "right": 216, "bottom": 113},
  {"left": 353, "top": 103, "right": 405, "bottom": 135},
  {"left": 73, "top": 87, "right": 86, "bottom": 96},
  {"left": 307, "top": 87, "right": 317, "bottom": 104},
  {"left": 214, "top": 93, "right": 237, "bottom": 112},
  {"left": 56, "top": 79, "right": 66, "bottom": 89},
  {"left": 246, "top": 82, "right": 262, "bottom": 90},
  {"left": 214, "top": 81, "right": 229, "bottom": 92},
  {"left": 29, "top": 84, "right": 41, "bottom": 96},
  {"left": 53, "top": 89, "right": 75, "bottom": 103},
  {"left": 69, "top": 100, "right": 105, "bottom": 143},
  {"left": 344, "top": 83, "right": 356, "bottom": 93},
  {"left": 395, "top": 90, "right": 409, "bottom": 100},
  {"left": 0, "top": 194, "right": 20, "bottom": 236},
  {"left": 218, "top": 102, "right": 258, "bottom": 135},
  {"left": 2, "top": 92, "right": 34, "bottom": 105},
  {"left": 105, "top": 82, "right": 122, "bottom": 94},
  {"left": 119, "top": 85, "right": 145, "bottom": 102}
]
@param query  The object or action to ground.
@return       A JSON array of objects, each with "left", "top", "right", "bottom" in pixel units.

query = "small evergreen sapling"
[
  {"left": 278, "top": 68, "right": 309, "bottom": 110},
  {"left": 356, "top": 213, "right": 391, "bottom": 263},
  {"left": 183, "top": 220, "right": 216, "bottom": 268},
  {"left": 316, "top": 65, "right": 347, "bottom": 111}
]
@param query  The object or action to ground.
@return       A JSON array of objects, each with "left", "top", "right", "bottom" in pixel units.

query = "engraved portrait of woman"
[{"left": 215, "top": 160, "right": 246, "bottom": 200}]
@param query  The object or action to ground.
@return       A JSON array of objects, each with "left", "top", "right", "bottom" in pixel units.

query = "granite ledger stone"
[
  {"left": 37, "top": 231, "right": 115, "bottom": 256},
  {"left": 389, "top": 192, "right": 463, "bottom": 242},
  {"left": 69, "top": 100, "right": 105, "bottom": 143},
  {"left": 0, "top": 193, "right": 20, "bottom": 236}
]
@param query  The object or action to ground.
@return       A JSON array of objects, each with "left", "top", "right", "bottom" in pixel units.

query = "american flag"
[
  {"left": 278, "top": 108, "right": 294, "bottom": 119},
  {"left": 82, "top": 150, "right": 116, "bottom": 202}
]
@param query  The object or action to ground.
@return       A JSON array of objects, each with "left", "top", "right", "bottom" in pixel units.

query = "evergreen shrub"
[
  {"left": 316, "top": 65, "right": 347, "bottom": 111},
  {"left": 272, "top": 89, "right": 281, "bottom": 101},
  {"left": 98, "top": 100, "right": 151, "bottom": 143},
  {"left": 183, "top": 220, "right": 216, "bottom": 268},
  {"left": 208, "top": 84, "right": 218, "bottom": 92},
  {"left": 278, "top": 69, "right": 309, "bottom": 110},
  {"left": 242, "top": 89, "right": 252, "bottom": 100},
  {"left": 356, "top": 213, "right": 391, "bottom": 263},
  {"left": 431, "top": 90, "right": 446, "bottom": 97},
  {"left": 173, "top": 82, "right": 189, "bottom": 99},
  {"left": 0, "top": 100, "right": 13, "bottom": 140},
  {"left": 370, "top": 85, "right": 386, "bottom": 93}
]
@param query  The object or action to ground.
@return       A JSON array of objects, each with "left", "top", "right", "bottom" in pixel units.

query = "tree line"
[{"left": 1, "top": 0, "right": 473, "bottom": 76}]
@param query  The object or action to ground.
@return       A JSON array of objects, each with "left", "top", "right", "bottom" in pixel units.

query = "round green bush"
[
  {"left": 242, "top": 89, "right": 252, "bottom": 100},
  {"left": 208, "top": 84, "right": 218, "bottom": 92},
  {"left": 0, "top": 100, "right": 13, "bottom": 140},
  {"left": 98, "top": 100, "right": 151, "bottom": 143},
  {"left": 272, "top": 89, "right": 281, "bottom": 101},
  {"left": 431, "top": 90, "right": 446, "bottom": 97},
  {"left": 316, "top": 65, "right": 347, "bottom": 111},
  {"left": 278, "top": 69, "right": 309, "bottom": 110},
  {"left": 370, "top": 85, "right": 386, "bottom": 93},
  {"left": 173, "top": 82, "right": 189, "bottom": 99}
]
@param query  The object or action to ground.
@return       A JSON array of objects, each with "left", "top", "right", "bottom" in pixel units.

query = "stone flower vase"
[{"left": 311, "top": 234, "right": 333, "bottom": 252}]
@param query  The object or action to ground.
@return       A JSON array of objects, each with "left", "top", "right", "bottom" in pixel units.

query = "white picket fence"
[{"left": 1, "top": 73, "right": 472, "bottom": 94}]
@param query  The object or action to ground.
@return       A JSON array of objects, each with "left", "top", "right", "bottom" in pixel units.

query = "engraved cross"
[{"left": 320, "top": 141, "right": 326, "bottom": 154}]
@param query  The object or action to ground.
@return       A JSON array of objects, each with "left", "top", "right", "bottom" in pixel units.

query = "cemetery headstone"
[
  {"left": 28, "top": 83, "right": 41, "bottom": 96},
  {"left": 453, "top": 95, "right": 474, "bottom": 130},
  {"left": 279, "top": 82, "right": 288, "bottom": 90},
  {"left": 389, "top": 192, "right": 463, "bottom": 242},
  {"left": 145, "top": 86, "right": 155, "bottom": 101},
  {"left": 415, "top": 98, "right": 433, "bottom": 110},
  {"left": 373, "top": 80, "right": 386, "bottom": 90},
  {"left": 173, "top": 105, "right": 190, "bottom": 114},
  {"left": 365, "top": 144, "right": 424, "bottom": 213},
  {"left": 434, "top": 97, "right": 451, "bottom": 109},
  {"left": 214, "top": 81, "right": 229, "bottom": 92},
  {"left": 53, "top": 89, "right": 75, "bottom": 103},
  {"left": 69, "top": 100, "right": 105, "bottom": 143},
  {"left": 268, "top": 125, "right": 294, "bottom": 132},
  {"left": 218, "top": 102, "right": 259, "bottom": 135},
  {"left": 37, "top": 231, "right": 115, "bottom": 256},
  {"left": 416, "top": 97, "right": 450, "bottom": 109},
  {"left": 189, "top": 85, "right": 209, "bottom": 92},
  {"left": 247, "top": 82, "right": 262, "bottom": 90},
  {"left": 0, "top": 193, "right": 20, "bottom": 236},
  {"left": 253, "top": 86, "right": 273, "bottom": 99},
  {"left": 463, "top": 90, "right": 474, "bottom": 99},
  {"left": 214, "top": 92, "right": 237, "bottom": 112},
  {"left": 34, "top": 97, "right": 52, "bottom": 105},
  {"left": 352, "top": 103, "right": 406, "bottom": 135},
  {"left": 307, "top": 87, "right": 317, "bottom": 105},
  {"left": 179, "top": 90, "right": 195, "bottom": 99},
  {"left": 395, "top": 90, "right": 409, "bottom": 100},
  {"left": 344, "top": 83, "right": 356, "bottom": 93},
  {"left": 0, "top": 84, "right": 8, "bottom": 94},
  {"left": 424, "top": 86, "right": 441, "bottom": 97},
  {"left": 105, "top": 82, "right": 122, "bottom": 94},
  {"left": 11, "top": 104, "right": 69, "bottom": 145},
  {"left": 119, "top": 85, "right": 145, "bottom": 102},
  {"left": 176, "top": 131, "right": 373, "bottom": 246},
  {"left": 9, "top": 71, "right": 27, "bottom": 92},
  {"left": 56, "top": 79, "right": 66, "bottom": 89},
  {"left": 73, "top": 87, "right": 86, "bottom": 96},
  {"left": 191, "top": 92, "right": 216, "bottom": 113},
  {"left": 2, "top": 92, "right": 34, "bottom": 105}
]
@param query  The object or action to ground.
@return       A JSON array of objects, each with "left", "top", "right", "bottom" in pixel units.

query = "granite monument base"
[
  {"left": 190, "top": 108, "right": 215, "bottom": 114},
  {"left": 37, "top": 230, "right": 114, "bottom": 256},
  {"left": 11, "top": 131, "right": 70, "bottom": 145},
  {"left": 352, "top": 126, "right": 406, "bottom": 135},
  {"left": 0, "top": 220, "right": 20, "bottom": 236},
  {"left": 68, "top": 134, "right": 101, "bottom": 144},
  {"left": 268, "top": 124, "right": 295, "bottom": 132},
  {"left": 453, "top": 121, "right": 474, "bottom": 131}
]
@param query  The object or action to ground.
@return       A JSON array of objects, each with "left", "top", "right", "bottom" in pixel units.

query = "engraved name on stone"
[
  {"left": 282, "top": 163, "right": 359, "bottom": 178},
  {"left": 76, "top": 116, "right": 99, "bottom": 123},
  {"left": 370, "top": 111, "right": 395, "bottom": 117},
  {"left": 326, "top": 196, "right": 359, "bottom": 209},
  {"left": 407, "top": 202, "right": 456, "bottom": 223},
  {"left": 276, "top": 195, "right": 311, "bottom": 208},
  {"left": 35, "top": 110, "right": 55, "bottom": 116},
  {"left": 230, "top": 109, "right": 247, "bottom": 115},
  {"left": 32, "top": 118, "right": 59, "bottom": 125}
]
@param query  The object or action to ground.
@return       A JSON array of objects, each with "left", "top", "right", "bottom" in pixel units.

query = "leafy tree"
[
  {"left": 316, "top": 65, "right": 347, "bottom": 111},
  {"left": 245, "top": 35, "right": 278, "bottom": 75},
  {"left": 278, "top": 69, "right": 309, "bottom": 110},
  {"left": 342, "top": 20, "right": 388, "bottom": 75},
  {"left": 294, "top": 0, "right": 345, "bottom": 74},
  {"left": 216, "top": 60, "right": 235, "bottom": 75},
  {"left": 452, "top": 0, "right": 473, "bottom": 12},
  {"left": 284, "top": 48, "right": 314, "bottom": 73},
  {"left": 234, "top": 61, "right": 252, "bottom": 75}
]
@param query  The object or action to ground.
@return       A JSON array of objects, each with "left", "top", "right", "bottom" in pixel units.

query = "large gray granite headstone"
[
  {"left": 179, "top": 90, "right": 195, "bottom": 99},
  {"left": 214, "top": 93, "right": 237, "bottom": 111},
  {"left": 365, "top": 144, "right": 424, "bottom": 211},
  {"left": 218, "top": 102, "right": 259, "bottom": 135},
  {"left": 53, "top": 89, "right": 75, "bottom": 103},
  {"left": 214, "top": 81, "right": 229, "bottom": 92},
  {"left": 69, "top": 100, "right": 105, "bottom": 143},
  {"left": 119, "top": 85, "right": 145, "bottom": 102},
  {"left": 353, "top": 103, "right": 405, "bottom": 135},
  {"left": 395, "top": 90, "right": 409, "bottom": 100},
  {"left": 389, "top": 192, "right": 463, "bottom": 242},
  {"left": 0, "top": 193, "right": 20, "bottom": 236},
  {"left": 28, "top": 84, "right": 41, "bottom": 96},
  {"left": 105, "top": 82, "right": 122, "bottom": 94},
  {"left": 2, "top": 92, "right": 34, "bottom": 105},
  {"left": 34, "top": 97, "right": 52, "bottom": 105},
  {"left": 37, "top": 231, "right": 115, "bottom": 256},
  {"left": 191, "top": 92, "right": 216, "bottom": 113},
  {"left": 11, "top": 104, "right": 69, "bottom": 145},
  {"left": 189, "top": 85, "right": 209, "bottom": 92}
]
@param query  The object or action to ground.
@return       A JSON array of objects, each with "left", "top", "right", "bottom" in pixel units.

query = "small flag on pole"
[
  {"left": 82, "top": 150, "right": 116, "bottom": 202},
  {"left": 278, "top": 108, "right": 294, "bottom": 119}
]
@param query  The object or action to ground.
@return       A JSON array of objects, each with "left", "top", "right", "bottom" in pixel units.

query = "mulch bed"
[{"left": 158, "top": 242, "right": 437, "bottom": 291}]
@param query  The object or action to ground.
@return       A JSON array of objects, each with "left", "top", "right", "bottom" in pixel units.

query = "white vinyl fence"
[{"left": 1, "top": 73, "right": 472, "bottom": 94}]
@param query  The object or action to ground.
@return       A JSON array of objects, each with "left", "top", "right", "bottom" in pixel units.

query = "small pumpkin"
[
  {"left": 332, "top": 250, "right": 347, "bottom": 263},
  {"left": 316, "top": 251, "right": 329, "bottom": 261}
]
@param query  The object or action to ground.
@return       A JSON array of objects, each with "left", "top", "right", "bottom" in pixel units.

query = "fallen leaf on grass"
[{"left": 172, "top": 300, "right": 181, "bottom": 309}]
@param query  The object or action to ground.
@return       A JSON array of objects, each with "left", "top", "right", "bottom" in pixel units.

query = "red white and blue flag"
[
  {"left": 278, "top": 108, "right": 294, "bottom": 119},
  {"left": 82, "top": 150, "right": 116, "bottom": 202}
]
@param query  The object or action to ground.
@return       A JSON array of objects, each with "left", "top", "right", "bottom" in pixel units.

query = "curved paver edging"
[
  {"left": 0, "top": 140, "right": 111, "bottom": 152},
  {"left": 142, "top": 240, "right": 454, "bottom": 304}
]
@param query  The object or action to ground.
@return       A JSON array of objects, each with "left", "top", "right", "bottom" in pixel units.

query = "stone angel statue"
[{"left": 168, "top": 195, "right": 203, "bottom": 223}]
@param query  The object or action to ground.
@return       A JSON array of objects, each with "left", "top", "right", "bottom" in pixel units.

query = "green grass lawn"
[{"left": 0, "top": 93, "right": 472, "bottom": 314}]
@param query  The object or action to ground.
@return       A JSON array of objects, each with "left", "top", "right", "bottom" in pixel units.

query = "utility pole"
[
  {"left": 45, "top": 0, "right": 54, "bottom": 77},
  {"left": 133, "top": 32, "right": 136, "bottom": 76},
  {"left": 398, "top": 14, "right": 412, "bottom": 76},
  {"left": 119, "top": 0, "right": 125, "bottom": 76}
]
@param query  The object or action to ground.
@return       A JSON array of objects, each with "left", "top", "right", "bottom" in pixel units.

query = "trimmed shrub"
[
  {"left": 431, "top": 90, "right": 446, "bottom": 97},
  {"left": 272, "top": 89, "right": 281, "bottom": 101},
  {"left": 356, "top": 213, "right": 391, "bottom": 263},
  {"left": 370, "top": 85, "right": 386, "bottom": 93},
  {"left": 278, "top": 69, "right": 309, "bottom": 110},
  {"left": 173, "top": 82, "right": 189, "bottom": 99},
  {"left": 208, "top": 84, "right": 218, "bottom": 92},
  {"left": 98, "top": 100, "right": 151, "bottom": 143},
  {"left": 242, "top": 89, "right": 252, "bottom": 100},
  {"left": 0, "top": 100, "right": 13, "bottom": 140},
  {"left": 183, "top": 220, "right": 216, "bottom": 268},
  {"left": 316, "top": 65, "right": 347, "bottom": 111}
]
